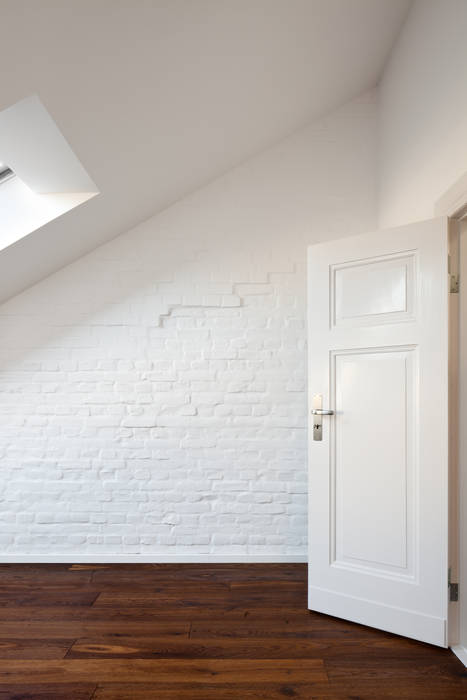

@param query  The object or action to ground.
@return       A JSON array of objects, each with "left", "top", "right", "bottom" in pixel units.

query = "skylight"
[{"left": 0, "top": 96, "right": 98, "bottom": 250}]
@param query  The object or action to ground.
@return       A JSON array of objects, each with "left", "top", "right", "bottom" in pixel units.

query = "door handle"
[{"left": 312, "top": 395, "right": 333, "bottom": 441}]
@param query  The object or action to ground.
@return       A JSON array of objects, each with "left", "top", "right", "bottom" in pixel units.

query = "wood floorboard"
[
  {"left": 64, "top": 635, "right": 463, "bottom": 661},
  {"left": 0, "top": 684, "right": 96, "bottom": 700},
  {"left": 65, "top": 636, "right": 351, "bottom": 659},
  {"left": 0, "top": 639, "right": 73, "bottom": 659},
  {"left": 92, "top": 683, "right": 333, "bottom": 699},
  {"left": 0, "top": 621, "right": 190, "bottom": 639},
  {"left": 0, "top": 591, "right": 98, "bottom": 606},
  {"left": 0, "top": 658, "right": 327, "bottom": 683},
  {"left": 0, "top": 605, "right": 338, "bottom": 620},
  {"left": 90, "top": 682, "right": 467, "bottom": 700},
  {"left": 0, "top": 563, "right": 464, "bottom": 699}
]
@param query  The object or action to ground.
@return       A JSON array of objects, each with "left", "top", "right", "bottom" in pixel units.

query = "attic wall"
[
  {"left": 0, "top": 92, "right": 377, "bottom": 560},
  {"left": 378, "top": 0, "right": 467, "bottom": 227}
]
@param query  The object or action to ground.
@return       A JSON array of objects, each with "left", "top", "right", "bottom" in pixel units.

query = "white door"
[{"left": 308, "top": 217, "right": 450, "bottom": 647}]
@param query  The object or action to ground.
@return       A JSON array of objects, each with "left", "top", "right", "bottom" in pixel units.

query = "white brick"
[
  {"left": 236, "top": 284, "right": 273, "bottom": 296},
  {"left": 122, "top": 415, "right": 158, "bottom": 428}
]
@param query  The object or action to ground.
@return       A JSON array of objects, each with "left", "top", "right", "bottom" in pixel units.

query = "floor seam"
[{"left": 63, "top": 637, "right": 78, "bottom": 658}]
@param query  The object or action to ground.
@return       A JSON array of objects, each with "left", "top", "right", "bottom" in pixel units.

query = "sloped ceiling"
[{"left": 0, "top": 0, "right": 411, "bottom": 301}]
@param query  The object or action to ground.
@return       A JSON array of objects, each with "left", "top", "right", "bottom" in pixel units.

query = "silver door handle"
[{"left": 312, "top": 395, "right": 333, "bottom": 441}]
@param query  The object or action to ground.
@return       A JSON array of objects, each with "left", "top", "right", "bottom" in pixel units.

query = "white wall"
[
  {"left": 0, "top": 92, "right": 376, "bottom": 561},
  {"left": 378, "top": 0, "right": 467, "bottom": 228},
  {"left": 377, "top": 0, "right": 467, "bottom": 660}
]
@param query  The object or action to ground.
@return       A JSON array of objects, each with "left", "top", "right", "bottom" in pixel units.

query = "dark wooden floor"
[{"left": 0, "top": 564, "right": 465, "bottom": 699}]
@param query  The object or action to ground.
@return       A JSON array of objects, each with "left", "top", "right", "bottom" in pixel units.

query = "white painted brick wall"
[{"left": 0, "top": 93, "right": 377, "bottom": 560}]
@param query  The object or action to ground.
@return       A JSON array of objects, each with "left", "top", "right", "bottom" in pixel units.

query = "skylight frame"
[{"left": 0, "top": 164, "right": 15, "bottom": 185}]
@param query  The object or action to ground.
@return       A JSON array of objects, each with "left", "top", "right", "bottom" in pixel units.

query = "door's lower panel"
[
  {"left": 330, "top": 346, "right": 418, "bottom": 581},
  {"left": 309, "top": 584, "right": 446, "bottom": 647}
]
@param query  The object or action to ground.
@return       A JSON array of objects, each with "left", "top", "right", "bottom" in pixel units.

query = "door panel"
[
  {"left": 308, "top": 218, "right": 449, "bottom": 647},
  {"left": 332, "top": 252, "right": 416, "bottom": 327},
  {"left": 333, "top": 347, "right": 416, "bottom": 576}
]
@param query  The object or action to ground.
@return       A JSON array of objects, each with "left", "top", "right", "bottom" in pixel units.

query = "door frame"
[{"left": 435, "top": 175, "right": 467, "bottom": 665}]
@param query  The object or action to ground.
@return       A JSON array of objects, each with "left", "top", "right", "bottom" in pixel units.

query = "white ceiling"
[{"left": 0, "top": 0, "right": 411, "bottom": 301}]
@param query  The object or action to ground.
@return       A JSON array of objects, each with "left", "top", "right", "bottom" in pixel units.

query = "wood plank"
[
  {"left": 66, "top": 635, "right": 466, "bottom": 661},
  {"left": 0, "top": 605, "right": 319, "bottom": 621},
  {"left": 229, "top": 580, "right": 306, "bottom": 591},
  {"left": 0, "top": 639, "right": 73, "bottom": 659},
  {"left": 3, "top": 613, "right": 370, "bottom": 639},
  {"left": 91, "top": 682, "right": 467, "bottom": 700},
  {"left": 0, "top": 592, "right": 97, "bottom": 606},
  {"left": 93, "top": 593, "right": 307, "bottom": 607},
  {"left": 69, "top": 564, "right": 112, "bottom": 571},
  {"left": 324, "top": 656, "right": 467, "bottom": 681},
  {"left": 93, "top": 683, "right": 326, "bottom": 699},
  {"left": 0, "top": 622, "right": 190, "bottom": 639},
  {"left": 0, "top": 658, "right": 327, "bottom": 684},
  {"left": 66, "top": 636, "right": 330, "bottom": 659},
  {"left": 93, "top": 564, "right": 306, "bottom": 584},
  {"left": 0, "top": 684, "right": 96, "bottom": 699},
  {"left": 189, "top": 620, "right": 390, "bottom": 640},
  {"left": 268, "top": 679, "right": 467, "bottom": 700}
]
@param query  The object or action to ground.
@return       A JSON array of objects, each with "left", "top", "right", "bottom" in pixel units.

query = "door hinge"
[
  {"left": 450, "top": 274, "right": 459, "bottom": 294},
  {"left": 448, "top": 568, "right": 459, "bottom": 602},
  {"left": 448, "top": 253, "right": 459, "bottom": 293}
]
